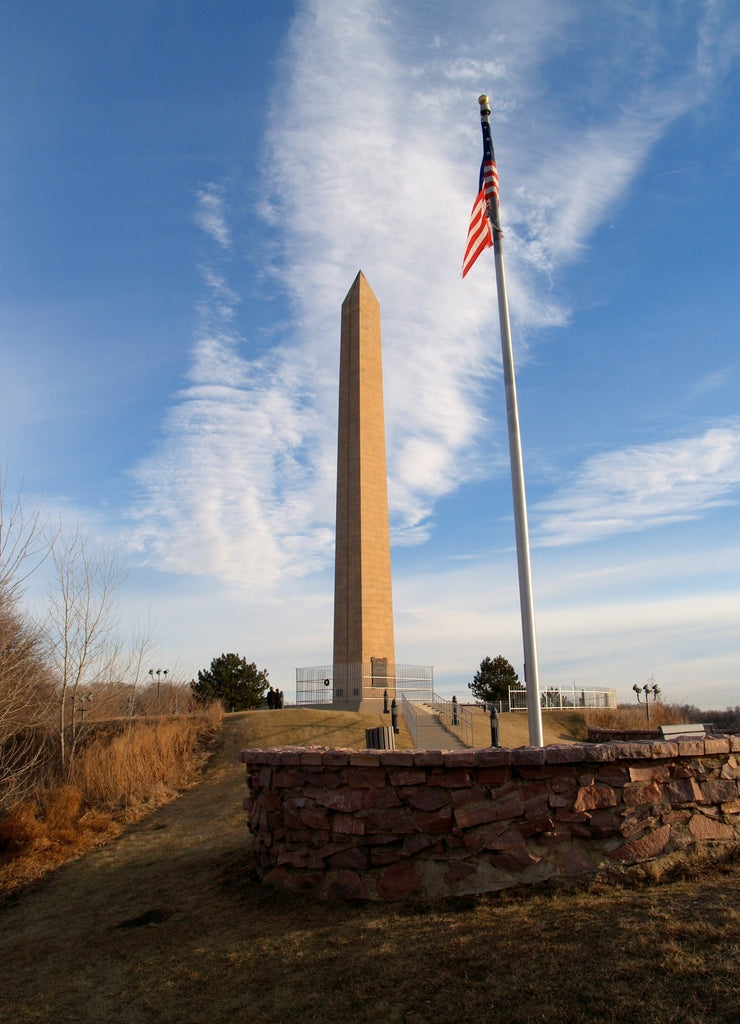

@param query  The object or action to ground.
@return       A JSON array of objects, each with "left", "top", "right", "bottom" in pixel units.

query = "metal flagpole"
[{"left": 478, "top": 94, "right": 544, "bottom": 746}]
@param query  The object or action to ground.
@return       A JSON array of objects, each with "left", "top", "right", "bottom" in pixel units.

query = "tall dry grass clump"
[
  {"left": 583, "top": 703, "right": 686, "bottom": 732},
  {"left": 0, "top": 706, "right": 222, "bottom": 891},
  {"left": 70, "top": 707, "right": 222, "bottom": 818}
]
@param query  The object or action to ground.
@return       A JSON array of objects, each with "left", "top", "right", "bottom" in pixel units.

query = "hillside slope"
[{"left": 1, "top": 710, "right": 739, "bottom": 1024}]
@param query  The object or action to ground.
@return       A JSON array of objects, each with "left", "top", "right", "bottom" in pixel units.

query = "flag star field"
[{"left": 2, "top": 0, "right": 739, "bottom": 707}]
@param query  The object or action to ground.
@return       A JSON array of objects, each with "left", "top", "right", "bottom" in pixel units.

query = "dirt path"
[
  {"left": 0, "top": 710, "right": 586, "bottom": 1023},
  {"left": 0, "top": 716, "right": 262, "bottom": 1024}
]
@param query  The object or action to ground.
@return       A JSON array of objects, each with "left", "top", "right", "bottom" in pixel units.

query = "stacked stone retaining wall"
[{"left": 241, "top": 736, "right": 740, "bottom": 901}]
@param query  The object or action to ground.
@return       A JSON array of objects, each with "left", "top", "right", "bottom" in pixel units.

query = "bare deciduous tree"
[
  {"left": 46, "top": 529, "right": 128, "bottom": 771},
  {"left": 0, "top": 475, "right": 55, "bottom": 809}
]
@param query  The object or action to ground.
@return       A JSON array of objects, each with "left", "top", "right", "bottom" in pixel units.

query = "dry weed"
[{"left": 0, "top": 708, "right": 221, "bottom": 890}]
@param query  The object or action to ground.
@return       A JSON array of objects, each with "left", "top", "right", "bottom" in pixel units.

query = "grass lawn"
[{"left": 1, "top": 709, "right": 738, "bottom": 1024}]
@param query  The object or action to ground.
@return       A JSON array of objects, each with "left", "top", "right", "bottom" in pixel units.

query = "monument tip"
[{"left": 478, "top": 94, "right": 490, "bottom": 115}]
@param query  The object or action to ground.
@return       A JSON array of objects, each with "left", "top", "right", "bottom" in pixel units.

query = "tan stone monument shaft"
[{"left": 333, "top": 272, "right": 395, "bottom": 697}]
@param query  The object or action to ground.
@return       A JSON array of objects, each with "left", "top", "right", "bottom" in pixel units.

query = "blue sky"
[{"left": 2, "top": 0, "right": 739, "bottom": 709}]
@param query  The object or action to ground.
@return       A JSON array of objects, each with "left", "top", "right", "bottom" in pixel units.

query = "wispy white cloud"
[
  {"left": 536, "top": 421, "right": 740, "bottom": 545},
  {"left": 193, "top": 184, "right": 231, "bottom": 249},
  {"left": 128, "top": 0, "right": 740, "bottom": 587}
]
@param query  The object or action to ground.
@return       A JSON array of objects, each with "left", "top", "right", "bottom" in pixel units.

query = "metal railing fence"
[
  {"left": 508, "top": 685, "right": 617, "bottom": 711},
  {"left": 400, "top": 692, "right": 474, "bottom": 748},
  {"left": 429, "top": 693, "right": 474, "bottom": 747},
  {"left": 295, "top": 663, "right": 434, "bottom": 706}
]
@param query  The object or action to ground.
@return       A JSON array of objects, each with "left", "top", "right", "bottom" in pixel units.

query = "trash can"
[{"left": 365, "top": 726, "right": 395, "bottom": 750}]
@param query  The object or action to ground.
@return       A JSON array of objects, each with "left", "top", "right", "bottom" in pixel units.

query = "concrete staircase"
[{"left": 404, "top": 701, "right": 467, "bottom": 749}]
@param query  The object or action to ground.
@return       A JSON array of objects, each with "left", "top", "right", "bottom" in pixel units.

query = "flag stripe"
[
  {"left": 462, "top": 189, "right": 492, "bottom": 278},
  {"left": 482, "top": 159, "right": 499, "bottom": 206}
]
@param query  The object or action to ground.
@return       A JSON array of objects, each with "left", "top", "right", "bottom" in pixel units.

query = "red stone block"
[
  {"left": 561, "top": 843, "right": 594, "bottom": 877},
  {"left": 649, "top": 741, "right": 678, "bottom": 759},
  {"left": 490, "top": 849, "right": 541, "bottom": 872},
  {"left": 363, "top": 807, "right": 415, "bottom": 834},
  {"left": 544, "top": 745, "right": 590, "bottom": 764},
  {"left": 332, "top": 812, "right": 366, "bottom": 835},
  {"left": 403, "top": 833, "right": 435, "bottom": 857},
  {"left": 510, "top": 747, "right": 547, "bottom": 766},
  {"left": 370, "top": 845, "right": 403, "bottom": 866},
  {"left": 622, "top": 782, "right": 663, "bottom": 808},
  {"left": 364, "top": 787, "right": 403, "bottom": 810},
  {"left": 475, "top": 748, "right": 513, "bottom": 767},
  {"left": 413, "top": 750, "right": 445, "bottom": 767},
  {"left": 328, "top": 847, "right": 369, "bottom": 870},
  {"left": 587, "top": 807, "right": 623, "bottom": 838},
  {"left": 349, "top": 751, "right": 381, "bottom": 766},
  {"left": 427, "top": 768, "right": 472, "bottom": 788},
  {"left": 454, "top": 796, "right": 523, "bottom": 829},
  {"left": 414, "top": 807, "right": 454, "bottom": 834},
  {"left": 579, "top": 744, "right": 618, "bottom": 763},
  {"left": 484, "top": 826, "right": 525, "bottom": 851},
  {"left": 342, "top": 767, "right": 386, "bottom": 788},
  {"left": 327, "top": 871, "right": 370, "bottom": 900},
  {"left": 704, "top": 738, "right": 730, "bottom": 755},
  {"left": 476, "top": 766, "right": 512, "bottom": 786},
  {"left": 700, "top": 779, "right": 738, "bottom": 805},
  {"left": 443, "top": 750, "right": 478, "bottom": 768},
  {"left": 314, "top": 789, "right": 367, "bottom": 812},
  {"left": 550, "top": 773, "right": 578, "bottom": 794},
  {"left": 628, "top": 764, "right": 670, "bottom": 782},
  {"left": 688, "top": 813, "right": 735, "bottom": 840},
  {"left": 323, "top": 750, "right": 352, "bottom": 767},
  {"left": 523, "top": 797, "right": 551, "bottom": 824},
  {"left": 376, "top": 862, "right": 423, "bottom": 900},
  {"left": 573, "top": 784, "right": 617, "bottom": 813},
  {"left": 661, "top": 809, "right": 691, "bottom": 825},
  {"left": 280, "top": 750, "right": 303, "bottom": 765},
  {"left": 403, "top": 788, "right": 449, "bottom": 812},
  {"left": 664, "top": 777, "right": 703, "bottom": 804},
  {"left": 444, "top": 860, "right": 478, "bottom": 883},
  {"left": 549, "top": 791, "right": 573, "bottom": 809},
  {"left": 555, "top": 807, "right": 589, "bottom": 823},
  {"left": 379, "top": 751, "right": 416, "bottom": 767},
  {"left": 520, "top": 814, "right": 555, "bottom": 838},
  {"left": 450, "top": 786, "right": 489, "bottom": 807},
  {"left": 607, "top": 823, "right": 671, "bottom": 862},
  {"left": 675, "top": 739, "right": 705, "bottom": 757},
  {"left": 388, "top": 769, "right": 427, "bottom": 787}
]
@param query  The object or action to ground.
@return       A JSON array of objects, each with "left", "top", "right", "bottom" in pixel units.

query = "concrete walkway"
[{"left": 404, "top": 701, "right": 467, "bottom": 749}]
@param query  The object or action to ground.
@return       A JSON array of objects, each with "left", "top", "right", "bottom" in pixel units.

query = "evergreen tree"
[
  {"left": 468, "top": 655, "right": 522, "bottom": 704},
  {"left": 192, "top": 653, "right": 268, "bottom": 712}
]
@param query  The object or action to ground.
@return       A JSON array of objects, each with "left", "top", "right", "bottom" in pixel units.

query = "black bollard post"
[
  {"left": 489, "top": 706, "right": 500, "bottom": 747},
  {"left": 383, "top": 689, "right": 389, "bottom": 714},
  {"left": 391, "top": 698, "right": 399, "bottom": 734},
  {"left": 452, "top": 694, "right": 458, "bottom": 726}
]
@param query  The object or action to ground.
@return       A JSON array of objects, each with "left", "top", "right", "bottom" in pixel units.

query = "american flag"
[{"left": 462, "top": 116, "right": 500, "bottom": 278}]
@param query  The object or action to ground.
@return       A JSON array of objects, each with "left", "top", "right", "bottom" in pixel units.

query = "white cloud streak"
[
  {"left": 128, "top": 0, "right": 740, "bottom": 588},
  {"left": 536, "top": 421, "right": 740, "bottom": 545},
  {"left": 193, "top": 184, "right": 231, "bottom": 249}
]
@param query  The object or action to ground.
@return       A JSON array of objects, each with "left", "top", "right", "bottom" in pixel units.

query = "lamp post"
[
  {"left": 149, "top": 668, "right": 169, "bottom": 711},
  {"left": 633, "top": 681, "right": 661, "bottom": 725}
]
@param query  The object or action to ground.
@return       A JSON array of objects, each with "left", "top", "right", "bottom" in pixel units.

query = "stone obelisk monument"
[{"left": 332, "top": 272, "right": 395, "bottom": 705}]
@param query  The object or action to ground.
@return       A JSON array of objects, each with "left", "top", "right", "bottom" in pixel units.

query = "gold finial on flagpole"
[{"left": 478, "top": 94, "right": 491, "bottom": 115}]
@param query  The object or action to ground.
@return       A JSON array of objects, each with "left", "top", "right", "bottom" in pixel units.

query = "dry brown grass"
[
  {"left": 0, "top": 709, "right": 738, "bottom": 1024},
  {"left": 0, "top": 706, "right": 221, "bottom": 892},
  {"left": 583, "top": 704, "right": 686, "bottom": 731}
]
